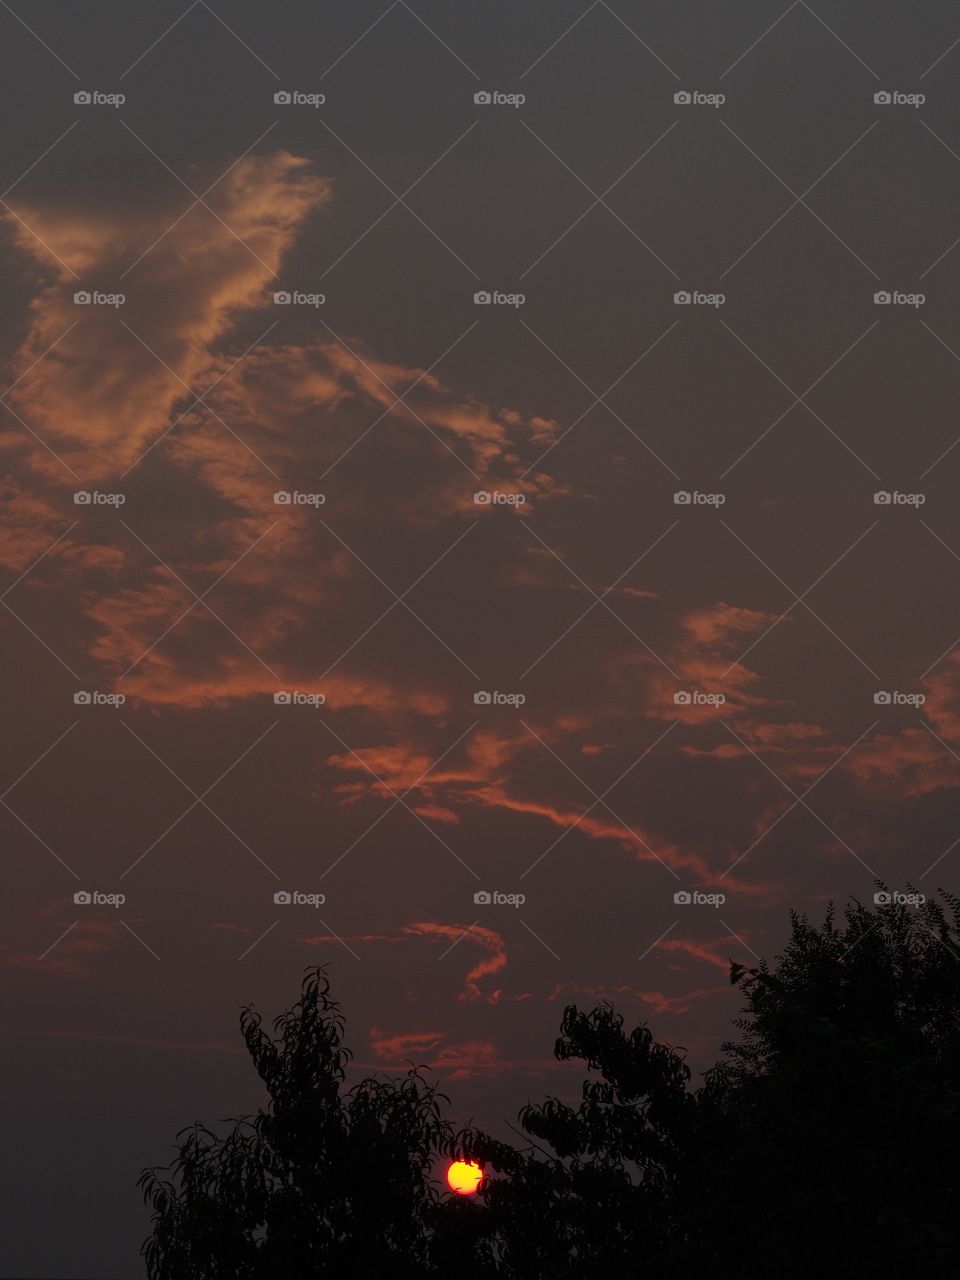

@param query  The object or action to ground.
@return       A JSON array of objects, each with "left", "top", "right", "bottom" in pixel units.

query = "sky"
[{"left": 3, "top": 1, "right": 960, "bottom": 1275}]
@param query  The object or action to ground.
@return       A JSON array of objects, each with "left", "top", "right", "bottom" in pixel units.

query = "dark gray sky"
[{"left": 3, "top": 2, "right": 960, "bottom": 1274}]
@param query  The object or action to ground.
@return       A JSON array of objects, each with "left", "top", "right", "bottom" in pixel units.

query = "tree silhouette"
[{"left": 141, "top": 888, "right": 960, "bottom": 1278}]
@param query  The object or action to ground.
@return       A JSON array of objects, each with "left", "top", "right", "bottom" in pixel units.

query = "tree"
[
  {"left": 140, "top": 968, "right": 464, "bottom": 1278},
  {"left": 141, "top": 888, "right": 960, "bottom": 1278}
]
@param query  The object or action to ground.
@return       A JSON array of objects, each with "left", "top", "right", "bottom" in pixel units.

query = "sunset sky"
[{"left": 4, "top": 2, "right": 960, "bottom": 1274}]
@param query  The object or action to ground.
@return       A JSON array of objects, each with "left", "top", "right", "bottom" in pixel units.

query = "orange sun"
[{"left": 447, "top": 1160, "right": 483, "bottom": 1195}]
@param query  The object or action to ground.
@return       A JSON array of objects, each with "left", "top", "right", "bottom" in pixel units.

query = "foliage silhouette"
[{"left": 141, "top": 887, "right": 960, "bottom": 1278}]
